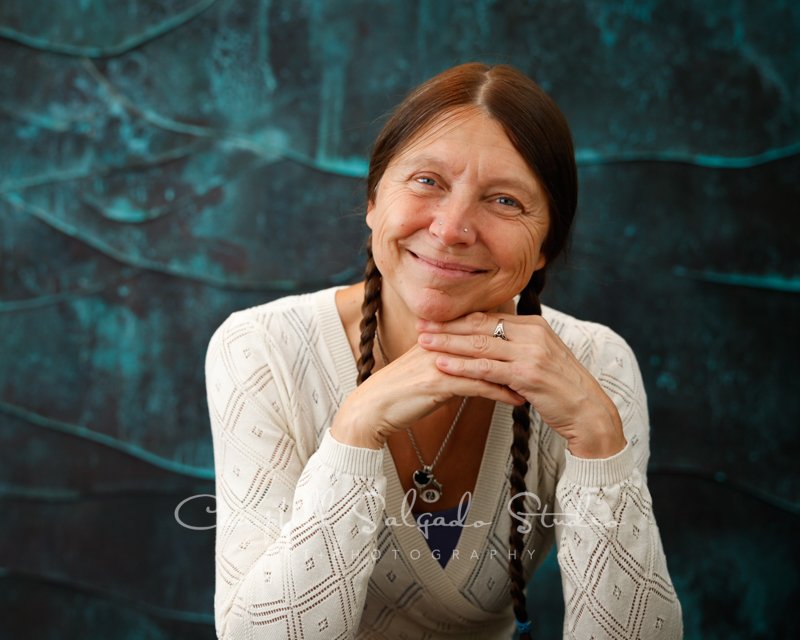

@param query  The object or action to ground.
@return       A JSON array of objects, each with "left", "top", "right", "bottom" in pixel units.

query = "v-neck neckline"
[
  {"left": 383, "top": 400, "right": 512, "bottom": 591},
  {"left": 316, "top": 286, "right": 513, "bottom": 594}
]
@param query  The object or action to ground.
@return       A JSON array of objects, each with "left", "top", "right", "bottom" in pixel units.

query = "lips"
[{"left": 408, "top": 250, "right": 486, "bottom": 274}]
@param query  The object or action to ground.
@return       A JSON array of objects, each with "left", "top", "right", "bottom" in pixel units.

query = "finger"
[
  {"left": 378, "top": 345, "right": 522, "bottom": 403},
  {"left": 434, "top": 354, "right": 515, "bottom": 388},
  {"left": 443, "top": 374, "right": 526, "bottom": 406},
  {"left": 418, "top": 312, "right": 547, "bottom": 341},
  {"left": 418, "top": 331, "right": 514, "bottom": 360},
  {"left": 417, "top": 312, "right": 500, "bottom": 338}
]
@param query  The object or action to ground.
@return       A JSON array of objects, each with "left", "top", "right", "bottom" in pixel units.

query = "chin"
[
  {"left": 416, "top": 307, "right": 463, "bottom": 323},
  {"left": 400, "top": 290, "right": 455, "bottom": 322},
  {"left": 408, "top": 291, "right": 487, "bottom": 323}
]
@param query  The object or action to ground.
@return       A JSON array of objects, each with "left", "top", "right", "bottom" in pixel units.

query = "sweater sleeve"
[
  {"left": 205, "top": 311, "right": 387, "bottom": 639},
  {"left": 552, "top": 327, "right": 683, "bottom": 639}
]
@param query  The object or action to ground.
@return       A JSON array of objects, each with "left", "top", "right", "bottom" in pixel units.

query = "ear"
[
  {"left": 534, "top": 254, "right": 547, "bottom": 271},
  {"left": 366, "top": 199, "right": 375, "bottom": 229}
]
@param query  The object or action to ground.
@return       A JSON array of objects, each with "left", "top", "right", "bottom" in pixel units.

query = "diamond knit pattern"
[{"left": 205, "top": 287, "right": 683, "bottom": 639}]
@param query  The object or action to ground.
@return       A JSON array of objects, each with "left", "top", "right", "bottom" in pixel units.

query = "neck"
[
  {"left": 375, "top": 279, "right": 435, "bottom": 363},
  {"left": 375, "top": 303, "right": 418, "bottom": 365}
]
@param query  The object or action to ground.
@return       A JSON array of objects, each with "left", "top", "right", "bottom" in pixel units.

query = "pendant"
[
  {"left": 412, "top": 466, "right": 443, "bottom": 503},
  {"left": 413, "top": 467, "right": 432, "bottom": 490},
  {"left": 420, "top": 480, "right": 442, "bottom": 504}
]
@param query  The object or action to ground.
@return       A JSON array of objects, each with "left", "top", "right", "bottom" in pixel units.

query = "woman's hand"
[
  {"left": 330, "top": 342, "right": 525, "bottom": 450},
  {"left": 416, "top": 312, "right": 627, "bottom": 459}
]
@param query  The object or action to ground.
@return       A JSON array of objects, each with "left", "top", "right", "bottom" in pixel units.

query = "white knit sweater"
[{"left": 205, "top": 286, "right": 683, "bottom": 639}]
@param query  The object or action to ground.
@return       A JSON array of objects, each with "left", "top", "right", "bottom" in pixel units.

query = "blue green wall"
[{"left": 1, "top": 1, "right": 798, "bottom": 638}]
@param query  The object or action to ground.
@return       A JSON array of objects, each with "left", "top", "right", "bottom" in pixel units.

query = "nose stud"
[{"left": 435, "top": 220, "right": 468, "bottom": 233}]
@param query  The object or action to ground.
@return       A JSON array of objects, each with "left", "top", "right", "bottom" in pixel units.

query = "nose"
[{"left": 428, "top": 195, "right": 478, "bottom": 246}]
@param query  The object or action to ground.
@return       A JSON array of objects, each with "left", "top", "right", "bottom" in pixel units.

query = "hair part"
[{"left": 367, "top": 62, "right": 577, "bottom": 273}]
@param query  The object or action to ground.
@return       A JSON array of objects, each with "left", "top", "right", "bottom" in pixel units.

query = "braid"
[
  {"left": 508, "top": 270, "right": 544, "bottom": 639},
  {"left": 357, "top": 245, "right": 544, "bottom": 637},
  {"left": 509, "top": 402, "right": 533, "bottom": 639},
  {"left": 357, "top": 235, "right": 382, "bottom": 385}
]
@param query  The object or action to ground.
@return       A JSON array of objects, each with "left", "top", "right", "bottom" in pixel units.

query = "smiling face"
[{"left": 366, "top": 108, "right": 550, "bottom": 323}]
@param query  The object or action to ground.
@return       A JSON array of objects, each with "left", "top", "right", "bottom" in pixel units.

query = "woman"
[{"left": 206, "top": 63, "right": 683, "bottom": 639}]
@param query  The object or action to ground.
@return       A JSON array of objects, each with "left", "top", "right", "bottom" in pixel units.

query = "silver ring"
[{"left": 492, "top": 319, "right": 508, "bottom": 341}]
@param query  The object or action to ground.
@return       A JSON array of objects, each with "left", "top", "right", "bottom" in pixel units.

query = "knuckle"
[
  {"left": 520, "top": 342, "right": 545, "bottom": 368},
  {"left": 528, "top": 363, "right": 545, "bottom": 385},
  {"left": 468, "top": 312, "right": 487, "bottom": 332},
  {"left": 477, "top": 358, "right": 493, "bottom": 374},
  {"left": 515, "top": 360, "right": 541, "bottom": 385},
  {"left": 526, "top": 344, "right": 546, "bottom": 362},
  {"left": 531, "top": 324, "right": 549, "bottom": 341},
  {"left": 530, "top": 315, "right": 550, "bottom": 329},
  {"left": 471, "top": 333, "right": 490, "bottom": 352}
]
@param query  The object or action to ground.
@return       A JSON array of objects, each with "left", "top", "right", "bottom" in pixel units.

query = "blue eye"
[
  {"left": 416, "top": 176, "right": 437, "bottom": 186},
  {"left": 497, "top": 196, "right": 519, "bottom": 208}
]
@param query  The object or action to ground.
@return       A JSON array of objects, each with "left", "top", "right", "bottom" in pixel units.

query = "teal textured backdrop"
[{"left": 1, "top": 1, "right": 798, "bottom": 638}]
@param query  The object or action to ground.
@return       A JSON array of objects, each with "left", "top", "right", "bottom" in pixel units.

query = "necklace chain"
[
  {"left": 375, "top": 324, "right": 467, "bottom": 503},
  {"left": 407, "top": 395, "right": 468, "bottom": 471}
]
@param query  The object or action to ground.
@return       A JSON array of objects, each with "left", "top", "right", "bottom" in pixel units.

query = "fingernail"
[{"left": 419, "top": 333, "right": 433, "bottom": 345}]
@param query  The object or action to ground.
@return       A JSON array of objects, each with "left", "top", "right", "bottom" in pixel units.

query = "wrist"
[
  {"left": 567, "top": 433, "right": 627, "bottom": 459},
  {"left": 331, "top": 403, "right": 386, "bottom": 450},
  {"left": 566, "top": 401, "right": 626, "bottom": 459}
]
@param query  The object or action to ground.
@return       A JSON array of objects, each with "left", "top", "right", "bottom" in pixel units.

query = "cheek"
[
  {"left": 373, "top": 194, "right": 430, "bottom": 236},
  {"left": 491, "top": 228, "right": 545, "bottom": 276}
]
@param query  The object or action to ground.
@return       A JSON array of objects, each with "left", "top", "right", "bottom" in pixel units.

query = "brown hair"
[{"left": 357, "top": 62, "right": 577, "bottom": 638}]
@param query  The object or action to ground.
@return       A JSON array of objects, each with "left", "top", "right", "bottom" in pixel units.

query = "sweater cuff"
[
  {"left": 562, "top": 439, "right": 635, "bottom": 487},
  {"left": 316, "top": 428, "right": 385, "bottom": 477}
]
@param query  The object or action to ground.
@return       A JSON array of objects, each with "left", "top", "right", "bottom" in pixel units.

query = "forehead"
[{"left": 389, "top": 108, "right": 540, "bottom": 188}]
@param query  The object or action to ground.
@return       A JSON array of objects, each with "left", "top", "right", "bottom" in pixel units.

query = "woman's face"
[{"left": 367, "top": 108, "right": 550, "bottom": 323}]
